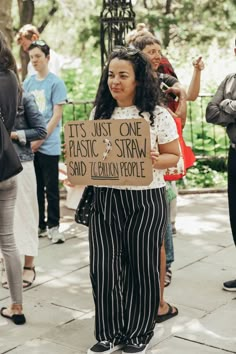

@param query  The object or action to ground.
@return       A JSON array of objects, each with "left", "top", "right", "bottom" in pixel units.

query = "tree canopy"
[
  {"left": 1, "top": 0, "right": 235, "bottom": 55},
  {"left": 0, "top": 0, "right": 235, "bottom": 86}
]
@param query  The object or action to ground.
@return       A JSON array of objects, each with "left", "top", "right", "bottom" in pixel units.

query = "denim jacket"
[
  {"left": 12, "top": 92, "right": 47, "bottom": 162},
  {"left": 0, "top": 68, "right": 18, "bottom": 133}
]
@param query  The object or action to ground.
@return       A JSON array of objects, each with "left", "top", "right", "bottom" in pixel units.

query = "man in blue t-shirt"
[{"left": 23, "top": 40, "right": 67, "bottom": 244}]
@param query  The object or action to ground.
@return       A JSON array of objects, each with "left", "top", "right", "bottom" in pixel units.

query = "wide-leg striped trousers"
[{"left": 89, "top": 187, "right": 167, "bottom": 345}]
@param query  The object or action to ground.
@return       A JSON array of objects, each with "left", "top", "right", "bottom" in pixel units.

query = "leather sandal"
[
  {"left": 1, "top": 307, "right": 26, "bottom": 325},
  {"left": 156, "top": 303, "right": 178, "bottom": 323},
  {"left": 23, "top": 266, "right": 36, "bottom": 288}
]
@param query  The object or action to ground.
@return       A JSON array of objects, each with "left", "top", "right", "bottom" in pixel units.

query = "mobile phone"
[{"left": 160, "top": 82, "right": 178, "bottom": 102}]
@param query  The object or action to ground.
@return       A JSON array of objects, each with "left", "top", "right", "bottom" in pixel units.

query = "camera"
[{"left": 160, "top": 82, "right": 178, "bottom": 102}]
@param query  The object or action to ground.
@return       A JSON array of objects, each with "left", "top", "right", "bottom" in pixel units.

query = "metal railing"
[
  {"left": 62, "top": 95, "right": 229, "bottom": 159},
  {"left": 186, "top": 94, "right": 228, "bottom": 159}
]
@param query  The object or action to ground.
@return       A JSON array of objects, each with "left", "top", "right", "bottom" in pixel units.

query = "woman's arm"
[
  {"left": 11, "top": 93, "right": 47, "bottom": 144},
  {"left": 151, "top": 139, "right": 180, "bottom": 170},
  {"left": 206, "top": 76, "right": 236, "bottom": 126},
  {"left": 165, "top": 83, "right": 187, "bottom": 128},
  {"left": 31, "top": 104, "right": 63, "bottom": 153},
  {"left": 151, "top": 106, "right": 180, "bottom": 169},
  {"left": 187, "top": 57, "right": 205, "bottom": 101}
]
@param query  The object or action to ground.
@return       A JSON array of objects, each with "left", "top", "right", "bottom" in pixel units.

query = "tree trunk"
[
  {"left": 163, "top": 0, "right": 173, "bottom": 48},
  {"left": 0, "top": 0, "right": 13, "bottom": 45},
  {"left": 18, "top": 0, "right": 34, "bottom": 27},
  {"left": 17, "top": 0, "right": 35, "bottom": 80},
  {"left": 38, "top": 0, "right": 58, "bottom": 33},
  {"left": 143, "top": 0, "right": 148, "bottom": 8}
]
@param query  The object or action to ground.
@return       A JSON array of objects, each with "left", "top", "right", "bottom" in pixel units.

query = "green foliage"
[
  {"left": 178, "top": 158, "right": 227, "bottom": 189},
  {"left": 62, "top": 54, "right": 100, "bottom": 101},
  {"left": 10, "top": 0, "right": 233, "bottom": 189},
  {"left": 61, "top": 49, "right": 100, "bottom": 121},
  {"left": 181, "top": 95, "right": 228, "bottom": 188},
  {"left": 134, "top": 0, "right": 236, "bottom": 52},
  {"left": 34, "top": 1, "right": 102, "bottom": 57},
  {"left": 184, "top": 97, "right": 229, "bottom": 158}
]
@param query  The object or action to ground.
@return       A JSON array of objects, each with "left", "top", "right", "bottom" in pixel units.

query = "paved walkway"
[{"left": 0, "top": 192, "right": 236, "bottom": 354}]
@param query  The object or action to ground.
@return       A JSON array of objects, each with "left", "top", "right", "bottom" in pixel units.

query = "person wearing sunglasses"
[
  {"left": 85, "top": 47, "right": 180, "bottom": 354},
  {"left": 16, "top": 24, "right": 62, "bottom": 77},
  {"left": 23, "top": 40, "right": 67, "bottom": 244}
]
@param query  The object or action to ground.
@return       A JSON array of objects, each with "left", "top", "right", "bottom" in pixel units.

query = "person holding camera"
[{"left": 132, "top": 34, "right": 187, "bottom": 322}]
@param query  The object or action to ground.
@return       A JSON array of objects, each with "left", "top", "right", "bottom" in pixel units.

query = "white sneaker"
[{"left": 48, "top": 226, "right": 65, "bottom": 244}]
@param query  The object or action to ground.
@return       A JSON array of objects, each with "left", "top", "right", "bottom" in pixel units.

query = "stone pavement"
[{"left": 0, "top": 192, "right": 236, "bottom": 354}]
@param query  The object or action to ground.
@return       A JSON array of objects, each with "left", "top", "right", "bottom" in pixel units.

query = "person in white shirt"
[
  {"left": 16, "top": 24, "right": 62, "bottom": 77},
  {"left": 83, "top": 47, "right": 180, "bottom": 354}
]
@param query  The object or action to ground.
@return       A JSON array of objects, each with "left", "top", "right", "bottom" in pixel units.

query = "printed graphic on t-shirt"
[{"left": 31, "top": 89, "right": 46, "bottom": 113}]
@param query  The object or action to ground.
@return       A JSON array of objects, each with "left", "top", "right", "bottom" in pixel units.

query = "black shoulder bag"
[
  {"left": 0, "top": 109, "right": 23, "bottom": 182},
  {"left": 75, "top": 186, "right": 94, "bottom": 227}
]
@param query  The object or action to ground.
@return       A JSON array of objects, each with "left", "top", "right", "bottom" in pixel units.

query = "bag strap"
[{"left": 0, "top": 107, "right": 4, "bottom": 123}]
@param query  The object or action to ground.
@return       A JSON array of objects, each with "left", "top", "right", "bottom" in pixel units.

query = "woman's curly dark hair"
[
  {"left": 94, "top": 47, "right": 161, "bottom": 126},
  {"left": 0, "top": 30, "right": 22, "bottom": 97},
  {"left": 0, "top": 31, "right": 17, "bottom": 71}
]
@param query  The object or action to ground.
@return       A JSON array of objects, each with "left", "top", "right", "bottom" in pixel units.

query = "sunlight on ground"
[{"left": 172, "top": 318, "right": 236, "bottom": 342}]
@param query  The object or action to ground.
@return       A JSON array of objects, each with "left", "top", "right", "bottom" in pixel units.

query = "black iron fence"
[
  {"left": 185, "top": 94, "right": 229, "bottom": 159},
  {"left": 62, "top": 94, "right": 229, "bottom": 159}
]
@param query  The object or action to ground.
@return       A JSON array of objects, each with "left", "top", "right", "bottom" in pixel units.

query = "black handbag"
[
  {"left": 0, "top": 110, "right": 23, "bottom": 182},
  {"left": 75, "top": 186, "right": 94, "bottom": 226}
]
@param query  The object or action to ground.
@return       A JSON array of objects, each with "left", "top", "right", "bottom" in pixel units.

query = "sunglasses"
[
  {"left": 31, "top": 40, "right": 47, "bottom": 47},
  {"left": 113, "top": 45, "right": 140, "bottom": 56}
]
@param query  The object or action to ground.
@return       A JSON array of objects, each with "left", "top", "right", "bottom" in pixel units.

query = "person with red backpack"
[
  {"left": 132, "top": 34, "right": 186, "bottom": 322},
  {"left": 132, "top": 32, "right": 204, "bottom": 322}
]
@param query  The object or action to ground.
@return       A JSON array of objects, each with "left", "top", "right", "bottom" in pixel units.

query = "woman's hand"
[
  {"left": 150, "top": 148, "right": 160, "bottom": 168},
  {"left": 31, "top": 140, "right": 44, "bottom": 152},
  {"left": 192, "top": 56, "right": 205, "bottom": 71},
  {"left": 10, "top": 131, "right": 18, "bottom": 141}
]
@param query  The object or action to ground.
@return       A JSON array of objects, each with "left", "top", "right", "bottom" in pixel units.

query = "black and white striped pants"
[{"left": 89, "top": 187, "right": 167, "bottom": 345}]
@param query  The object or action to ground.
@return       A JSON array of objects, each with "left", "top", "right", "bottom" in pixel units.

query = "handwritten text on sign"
[{"left": 64, "top": 119, "right": 153, "bottom": 186}]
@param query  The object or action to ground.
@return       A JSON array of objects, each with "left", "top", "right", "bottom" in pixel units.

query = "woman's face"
[
  {"left": 108, "top": 58, "right": 137, "bottom": 107},
  {"left": 20, "top": 36, "right": 33, "bottom": 52},
  {"left": 142, "top": 43, "right": 162, "bottom": 71}
]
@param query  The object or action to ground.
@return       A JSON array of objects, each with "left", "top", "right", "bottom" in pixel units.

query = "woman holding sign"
[{"left": 87, "top": 47, "right": 180, "bottom": 354}]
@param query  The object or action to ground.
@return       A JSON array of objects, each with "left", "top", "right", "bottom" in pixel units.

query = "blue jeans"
[{"left": 165, "top": 201, "right": 174, "bottom": 269}]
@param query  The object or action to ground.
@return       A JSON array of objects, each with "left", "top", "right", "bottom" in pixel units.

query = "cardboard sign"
[{"left": 64, "top": 119, "right": 153, "bottom": 186}]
